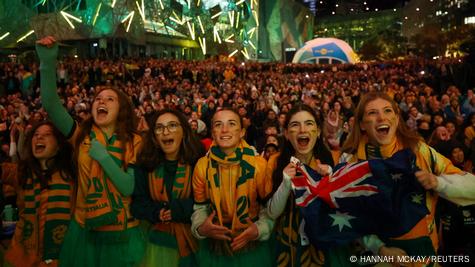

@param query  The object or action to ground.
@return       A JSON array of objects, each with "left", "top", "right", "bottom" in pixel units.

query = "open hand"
[
  {"left": 197, "top": 211, "right": 232, "bottom": 240},
  {"left": 230, "top": 218, "right": 259, "bottom": 251}
]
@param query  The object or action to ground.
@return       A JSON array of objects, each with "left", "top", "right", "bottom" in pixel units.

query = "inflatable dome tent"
[{"left": 292, "top": 38, "right": 358, "bottom": 64}]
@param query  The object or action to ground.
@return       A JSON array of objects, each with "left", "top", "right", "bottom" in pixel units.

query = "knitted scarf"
[
  {"left": 22, "top": 171, "right": 73, "bottom": 261},
  {"left": 149, "top": 163, "right": 198, "bottom": 257},
  {"left": 85, "top": 125, "right": 138, "bottom": 231},
  {"left": 206, "top": 140, "right": 257, "bottom": 234}
]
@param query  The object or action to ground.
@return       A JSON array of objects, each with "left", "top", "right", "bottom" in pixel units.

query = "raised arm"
[{"left": 36, "top": 36, "right": 74, "bottom": 136}]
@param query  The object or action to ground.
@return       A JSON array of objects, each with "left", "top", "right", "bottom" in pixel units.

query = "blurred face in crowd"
[
  {"left": 278, "top": 113, "right": 286, "bottom": 127},
  {"left": 451, "top": 147, "right": 465, "bottom": 165},
  {"left": 360, "top": 98, "right": 399, "bottom": 146},
  {"left": 267, "top": 110, "right": 276, "bottom": 120},
  {"left": 285, "top": 111, "right": 319, "bottom": 159},
  {"left": 32, "top": 124, "right": 59, "bottom": 164},
  {"left": 238, "top": 107, "right": 247, "bottom": 117},
  {"left": 92, "top": 89, "right": 120, "bottom": 131},
  {"left": 333, "top": 101, "right": 341, "bottom": 113},
  {"left": 212, "top": 110, "right": 244, "bottom": 155},
  {"left": 190, "top": 120, "right": 198, "bottom": 132},
  {"left": 266, "top": 135, "right": 279, "bottom": 146},
  {"left": 155, "top": 113, "right": 183, "bottom": 160},
  {"left": 264, "top": 144, "right": 278, "bottom": 160},
  {"left": 435, "top": 126, "right": 450, "bottom": 141},
  {"left": 265, "top": 126, "right": 278, "bottom": 136},
  {"left": 433, "top": 115, "right": 444, "bottom": 126},
  {"left": 405, "top": 91, "right": 416, "bottom": 104},
  {"left": 445, "top": 122, "right": 456, "bottom": 137},
  {"left": 409, "top": 106, "right": 419, "bottom": 117}
]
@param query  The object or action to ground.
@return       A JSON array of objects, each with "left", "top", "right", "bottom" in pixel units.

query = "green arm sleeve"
[
  {"left": 98, "top": 155, "right": 135, "bottom": 196},
  {"left": 36, "top": 44, "right": 74, "bottom": 136}
]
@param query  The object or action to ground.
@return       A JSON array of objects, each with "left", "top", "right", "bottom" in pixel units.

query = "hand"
[
  {"left": 36, "top": 36, "right": 56, "bottom": 48},
  {"left": 230, "top": 219, "right": 259, "bottom": 251},
  {"left": 415, "top": 170, "right": 438, "bottom": 190},
  {"left": 316, "top": 164, "right": 332, "bottom": 176},
  {"left": 88, "top": 139, "right": 110, "bottom": 162},
  {"left": 159, "top": 208, "right": 172, "bottom": 222},
  {"left": 35, "top": 36, "right": 58, "bottom": 63},
  {"left": 283, "top": 162, "right": 297, "bottom": 182},
  {"left": 379, "top": 246, "right": 412, "bottom": 267},
  {"left": 197, "top": 211, "right": 232, "bottom": 240}
]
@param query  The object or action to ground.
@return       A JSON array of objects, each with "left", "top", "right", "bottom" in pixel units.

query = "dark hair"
[
  {"left": 342, "top": 91, "right": 421, "bottom": 154},
  {"left": 74, "top": 87, "right": 138, "bottom": 168},
  {"left": 138, "top": 109, "right": 205, "bottom": 171},
  {"left": 271, "top": 104, "right": 334, "bottom": 195},
  {"left": 18, "top": 121, "right": 76, "bottom": 188}
]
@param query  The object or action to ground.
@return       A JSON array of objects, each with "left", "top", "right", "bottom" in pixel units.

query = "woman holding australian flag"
[
  {"left": 265, "top": 104, "right": 334, "bottom": 267},
  {"left": 340, "top": 91, "right": 475, "bottom": 266}
]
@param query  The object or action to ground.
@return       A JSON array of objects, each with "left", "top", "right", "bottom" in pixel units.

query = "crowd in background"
[
  {"left": 0, "top": 53, "right": 475, "bottom": 264},
  {"left": 1, "top": 55, "right": 474, "bottom": 166}
]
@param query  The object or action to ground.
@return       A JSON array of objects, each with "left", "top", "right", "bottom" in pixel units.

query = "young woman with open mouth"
[
  {"left": 36, "top": 36, "right": 144, "bottom": 267},
  {"left": 2, "top": 121, "right": 75, "bottom": 267},
  {"left": 341, "top": 91, "right": 475, "bottom": 267},
  {"left": 131, "top": 109, "right": 205, "bottom": 267},
  {"left": 265, "top": 104, "right": 334, "bottom": 267}
]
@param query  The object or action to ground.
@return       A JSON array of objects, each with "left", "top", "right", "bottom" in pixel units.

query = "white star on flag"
[
  {"left": 411, "top": 193, "right": 424, "bottom": 204},
  {"left": 391, "top": 173, "right": 403, "bottom": 181},
  {"left": 329, "top": 211, "right": 355, "bottom": 232}
]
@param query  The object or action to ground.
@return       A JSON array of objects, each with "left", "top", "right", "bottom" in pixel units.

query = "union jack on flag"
[
  {"left": 293, "top": 160, "right": 380, "bottom": 209},
  {"left": 290, "top": 149, "right": 430, "bottom": 248}
]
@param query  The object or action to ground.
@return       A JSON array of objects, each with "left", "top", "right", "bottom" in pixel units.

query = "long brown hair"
[
  {"left": 138, "top": 109, "right": 205, "bottom": 171},
  {"left": 19, "top": 121, "right": 76, "bottom": 188},
  {"left": 74, "top": 87, "right": 138, "bottom": 167},
  {"left": 341, "top": 91, "right": 421, "bottom": 154}
]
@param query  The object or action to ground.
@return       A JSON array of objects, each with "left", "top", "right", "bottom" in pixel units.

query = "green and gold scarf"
[
  {"left": 85, "top": 125, "right": 139, "bottom": 231},
  {"left": 149, "top": 163, "right": 198, "bottom": 257},
  {"left": 206, "top": 140, "right": 257, "bottom": 234},
  {"left": 22, "top": 171, "right": 73, "bottom": 261}
]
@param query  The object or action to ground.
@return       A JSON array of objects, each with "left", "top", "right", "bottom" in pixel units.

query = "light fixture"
[
  {"left": 16, "top": 30, "right": 35, "bottom": 43},
  {"left": 0, "top": 32, "right": 10, "bottom": 40}
]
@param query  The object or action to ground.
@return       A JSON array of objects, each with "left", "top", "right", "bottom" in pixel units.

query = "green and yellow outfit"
[
  {"left": 1, "top": 163, "right": 74, "bottom": 267},
  {"left": 36, "top": 44, "right": 145, "bottom": 267},
  {"left": 131, "top": 161, "right": 198, "bottom": 267},
  {"left": 352, "top": 136, "right": 461, "bottom": 267},
  {"left": 191, "top": 140, "right": 274, "bottom": 267},
  {"left": 266, "top": 153, "right": 326, "bottom": 267}
]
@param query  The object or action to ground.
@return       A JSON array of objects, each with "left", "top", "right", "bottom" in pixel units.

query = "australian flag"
[{"left": 291, "top": 149, "right": 429, "bottom": 249}]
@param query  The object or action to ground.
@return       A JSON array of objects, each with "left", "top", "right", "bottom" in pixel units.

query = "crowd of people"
[{"left": 0, "top": 35, "right": 473, "bottom": 267}]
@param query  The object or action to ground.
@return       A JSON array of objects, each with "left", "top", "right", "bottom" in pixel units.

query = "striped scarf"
[
  {"left": 149, "top": 163, "right": 198, "bottom": 257},
  {"left": 85, "top": 125, "right": 139, "bottom": 231},
  {"left": 206, "top": 140, "right": 257, "bottom": 234},
  {"left": 22, "top": 171, "right": 73, "bottom": 261}
]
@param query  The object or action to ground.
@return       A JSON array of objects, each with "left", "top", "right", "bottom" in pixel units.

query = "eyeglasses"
[{"left": 154, "top": 122, "right": 181, "bottom": 134}]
